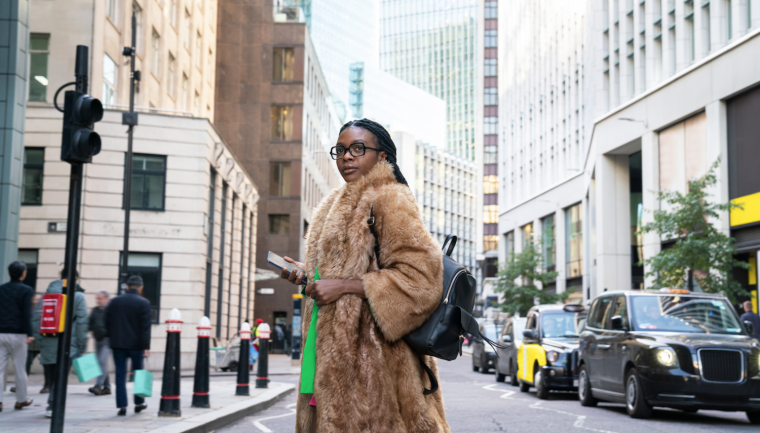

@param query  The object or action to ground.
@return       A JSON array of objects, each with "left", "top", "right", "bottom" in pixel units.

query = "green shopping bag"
[
  {"left": 134, "top": 369, "right": 154, "bottom": 398},
  {"left": 72, "top": 353, "right": 102, "bottom": 383}
]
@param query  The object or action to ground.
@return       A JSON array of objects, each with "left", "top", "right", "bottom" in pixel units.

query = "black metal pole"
[
  {"left": 121, "top": 12, "right": 137, "bottom": 292},
  {"left": 255, "top": 324, "right": 270, "bottom": 389},
  {"left": 235, "top": 323, "right": 251, "bottom": 396},
  {"left": 192, "top": 317, "right": 211, "bottom": 408},
  {"left": 50, "top": 45, "right": 88, "bottom": 433},
  {"left": 159, "top": 310, "right": 182, "bottom": 417}
]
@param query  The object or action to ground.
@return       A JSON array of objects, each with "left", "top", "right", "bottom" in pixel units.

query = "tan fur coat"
[{"left": 295, "top": 161, "right": 450, "bottom": 433}]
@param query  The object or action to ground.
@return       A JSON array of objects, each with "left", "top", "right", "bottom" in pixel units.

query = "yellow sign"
[
  {"left": 292, "top": 294, "right": 304, "bottom": 299},
  {"left": 750, "top": 257, "right": 757, "bottom": 286},
  {"left": 730, "top": 192, "right": 760, "bottom": 227}
]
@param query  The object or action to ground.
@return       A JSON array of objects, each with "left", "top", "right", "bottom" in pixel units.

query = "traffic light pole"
[
  {"left": 120, "top": 12, "right": 139, "bottom": 291},
  {"left": 50, "top": 45, "right": 89, "bottom": 433}
]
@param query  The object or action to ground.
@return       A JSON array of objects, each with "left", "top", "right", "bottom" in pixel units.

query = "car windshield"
[
  {"left": 541, "top": 312, "right": 584, "bottom": 338},
  {"left": 630, "top": 295, "right": 744, "bottom": 334},
  {"left": 482, "top": 323, "right": 502, "bottom": 341},
  {"left": 513, "top": 320, "right": 526, "bottom": 342}
]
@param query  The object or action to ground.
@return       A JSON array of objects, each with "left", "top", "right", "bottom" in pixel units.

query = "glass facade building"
[{"left": 379, "top": 0, "right": 478, "bottom": 160}]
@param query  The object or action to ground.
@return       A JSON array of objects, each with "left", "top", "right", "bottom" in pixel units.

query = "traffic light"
[{"left": 61, "top": 90, "right": 103, "bottom": 163}]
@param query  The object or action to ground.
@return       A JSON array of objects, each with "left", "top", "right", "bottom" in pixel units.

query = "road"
[{"left": 219, "top": 355, "right": 756, "bottom": 432}]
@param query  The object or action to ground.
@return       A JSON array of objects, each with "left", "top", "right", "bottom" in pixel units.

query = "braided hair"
[{"left": 340, "top": 119, "right": 409, "bottom": 187}]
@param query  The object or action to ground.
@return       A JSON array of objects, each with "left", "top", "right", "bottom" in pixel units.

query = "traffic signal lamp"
[{"left": 61, "top": 90, "right": 103, "bottom": 163}]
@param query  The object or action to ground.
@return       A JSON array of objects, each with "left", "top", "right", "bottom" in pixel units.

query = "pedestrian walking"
[
  {"left": 280, "top": 119, "right": 449, "bottom": 432},
  {"left": 105, "top": 275, "right": 151, "bottom": 416},
  {"left": 0, "top": 261, "right": 35, "bottom": 412},
  {"left": 88, "top": 290, "right": 111, "bottom": 396},
  {"left": 37, "top": 269, "right": 88, "bottom": 418},
  {"left": 741, "top": 300, "right": 760, "bottom": 340}
]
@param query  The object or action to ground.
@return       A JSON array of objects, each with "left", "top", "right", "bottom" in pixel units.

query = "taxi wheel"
[
  {"left": 625, "top": 369, "right": 653, "bottom": 419},
  {"left": 510, "top": 361, "right": 519, "bottom": 387},
  {"left": 472, "top": 362, "right": 479, "bottom": 372},
  {"left": 578, "top": 365, "right": 598, "bottom": 407},
  {"left": 495, "top": 370, "right": 506, "bottom": 382},
  {"left": 747, "top": 410, "right": 760, "bottom": 425},
  {"left": 535, "top": 369, "right": 549, "bottom": 400},
  {"left": 480, "top": 355, "right": 490, "bottom": 374},
  {"left": 519, "top": 379, "right": 531, "bottom": 393}
]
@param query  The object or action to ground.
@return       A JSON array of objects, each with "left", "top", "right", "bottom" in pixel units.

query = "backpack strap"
[
  {"left": 368, "top": 205, "right": 381, "bottom": 270},
  {"left": 459, "top": 308, "right": 508, "bottom": 355},
  {"left": 419, "top": 357, "right": 439, "bottom": 395}
]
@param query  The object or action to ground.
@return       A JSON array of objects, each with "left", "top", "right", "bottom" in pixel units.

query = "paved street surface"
[{"left": 220, "top": 355, "right": 757, "bottom": 433}]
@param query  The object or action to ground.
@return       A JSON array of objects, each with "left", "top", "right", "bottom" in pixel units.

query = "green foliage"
[
  {"left": 494, "top": 240, "right": 567, "bottom": 316},
  {"left": 639, "top": 159, "right": 748, "bottom": 302}
]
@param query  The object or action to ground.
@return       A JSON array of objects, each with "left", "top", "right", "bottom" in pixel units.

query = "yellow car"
[{"left": 516, "top": 304, "right": 586, "bottom": 399}]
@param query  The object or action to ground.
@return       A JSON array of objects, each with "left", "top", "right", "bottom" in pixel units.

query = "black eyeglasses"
[{"left": 330, "top": 143, "right": 381, "bottom": 160}]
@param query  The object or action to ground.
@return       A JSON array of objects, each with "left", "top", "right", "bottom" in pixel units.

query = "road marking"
[
  {"left": 482, "top": 383, "right": 516, "bottom": 399},
  {"left": 530, "top": 401, "right": 617, "bottom": 433},
  {"left": 252, "top": 403, "right": 298, "bottom": 432}
]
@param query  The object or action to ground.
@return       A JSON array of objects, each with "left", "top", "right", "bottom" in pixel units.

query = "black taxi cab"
[
  {"left": 516, "top": 304, "right": 586, "bottom": 399},
  {"left": 578, "top": 289, "right": 760, "bottom": 423}
]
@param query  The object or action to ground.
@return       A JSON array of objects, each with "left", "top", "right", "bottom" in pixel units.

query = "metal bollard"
[
  {"left": 158, "top": 308, "right": 182, "bottom": 417},
  {"left": 255, "top": 323, "right": 271, "bottom": 388},
  {"left": 235, "top": 322, "right": 252, "bottom": 395},
  {"left": 192, "top": 316, "right": 211, "bottom": 408}
]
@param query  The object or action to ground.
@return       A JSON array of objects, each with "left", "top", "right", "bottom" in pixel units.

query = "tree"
[
  {"left": 639, "top": 159, "right": 748, "bottom": 302},
  {"left": 494, "top": 240, "right": 566, "bottom": 316}
]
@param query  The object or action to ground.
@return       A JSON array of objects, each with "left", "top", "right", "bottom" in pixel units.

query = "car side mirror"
[
  {"left": 744, "top": 320, "right": 755, "bottom": 336},
  {"left": 610, "top": 315, "right": 627, "bottom": 331},
  {"left": 501, "top": 334, "right": 512, "bottom": 343},
  {"left": 523, "top": 329, "right": 538, "bottom": 342}
]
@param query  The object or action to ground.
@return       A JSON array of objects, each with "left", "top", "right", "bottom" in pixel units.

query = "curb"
[{"left": 146, "top": 383, "right": 296, "bottom": 433}]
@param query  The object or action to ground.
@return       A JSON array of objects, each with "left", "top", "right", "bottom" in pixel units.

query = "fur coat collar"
[{"left": 295, "top": 161, "right": 450, "bottom": 433}]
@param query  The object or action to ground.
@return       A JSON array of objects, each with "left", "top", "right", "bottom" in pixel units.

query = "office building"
[
  {"left": 215, "top": 0, "right": 342, "bottom": 348},
  {"left": 498, "top": 0, "right": 760, "bottom": 306}
]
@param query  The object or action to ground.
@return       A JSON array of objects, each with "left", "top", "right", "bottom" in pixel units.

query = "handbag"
[
  {"left": 72, "top": 352, "right": 102, "bottom": 383},
  {"left": 134, "top": 369, "right": 154, "bottom": 398},
  {"left": 368, "top": 206, "right": 505, "bottom": 394}
]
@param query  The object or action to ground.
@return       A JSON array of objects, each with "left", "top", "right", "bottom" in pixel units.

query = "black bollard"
[
  {"left": 158, "top": 308, "right": 182, "bottom": 417},
  {"left": 255, "top": 323, "right": 271, "bottom": 388},
  {"left": 235, "top": 322, "right": 252, "bottom": 395},
  {"left": 192, "top": 316, "right": 211, "bottom": 408}
]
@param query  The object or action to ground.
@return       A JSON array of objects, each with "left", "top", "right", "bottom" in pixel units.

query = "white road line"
[
  {"left": 482, "top": 383, "right": 516, "bottom": 399},
  {"left": 252, "top": 403, "right": 298, "bottom": 432},
  {"left": 530, "top": 401, "right": 618, "bottom": 433}
]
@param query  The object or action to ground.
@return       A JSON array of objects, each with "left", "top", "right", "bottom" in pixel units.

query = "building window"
[
  {"left": 542, "top": 214, "right": 556, "bottom": 271},
  {"left": 484, "top": 116, "right": 498, "bottom": 135},
  {"left": 22, "top": 148, "right": 44, "bottom": 205},
  {"left": 151, "top": 29, "right": 161, "bottom": 78},
  {"left": 195, "top": 31, "right": 203, "bottom": 69},
  {"left": 133, "top": 1, "right": 143, "bottom": 54},
  {"left": 484, "top": 87, "right": 497, "bottom": 106},
  {"left": 271, "top": 106, "right": 294, "bottom": 140},
  {"left": 484, "top": 205, "right": 498, "bottom": 224},
  {"left": 29, "top": 34, "right": 50, "bottom": 102},
  {"left": 727, "top": 0, "right": 733, "bottom": 40},
  {"left": 18, "top": 249, "right": 38, "bottom": 290},
  {"left": 167, "top": 53, "right": 176, "bottom": 98},
  {"left": 504, "top": 231, "right": 514, "bottom": 258},
  {"left": 483, "top": 175, "right": 498, "bottom": 194},
  {"left": 522, "top": 222, "right": 533, "bottom": 247},
  {"left": 184, "top": 9, "right": 192, "bottom": 49},
  {"left": 565, "top": 203, "right": 583, "bottom": 278},
  {"left": 484, "top": 30, "right": 497, "bottom": 48},
  {"left": 102, "top": 54, "right": 117, "bottom": 107},
  {"left": 120, "top": 252, "right": 162, "bottom": 323},
  {"left": 170, "top": 0, "right": 178, "bottom": 28},
  {"left": 484, "top": 58, "right": 497, "bottom": 77},
  {"left": 270, "top": 162, "right": 292, "bottom": 196},
  {"left": 484, "top": 1, "right": 497, "bottom": 19},
  {"left": 182, "top": 73, "right": 189, "bottom": 111},
  {"left": 484, "top": 145, "right": 497, "bottom": 164},
  {"left": 273, "top": 47, "right": 295, "bottom": 82},
  {"left": 127, "top": 154, "right": 166, "bottom": 211},
  {"left": 269, "top": 214, "right": 290, "bottom": 235},
  {"left": 107, "top": 0, "right": 118, "bottom": 22}
]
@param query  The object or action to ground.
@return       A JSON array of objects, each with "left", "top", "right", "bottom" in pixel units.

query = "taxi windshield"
[
  {"left": 630, "top": 295, "right": 744, "bottom": 334},
  {"left": 541, "top": 312, "right": 584, "bottom": 338},
  {"left": 482, "top": 323, "right": 502, "bottom": 341},
  {"left": 513, "top": 320, "right": 526, "bottom": 342}
]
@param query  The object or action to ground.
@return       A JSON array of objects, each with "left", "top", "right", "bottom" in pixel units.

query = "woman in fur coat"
[{"left": 280, "top": 119, "right": 450, "bottom": 433}]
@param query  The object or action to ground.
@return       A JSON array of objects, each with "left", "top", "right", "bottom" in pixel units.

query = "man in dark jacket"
[
  {"left": 741, "top": 300, "right": 760, "bottom": 340},
  {"left": 88, "top": 290, "right": 111, "bottom": 396},
  {"left": 106, "top": 275, "right": 151, "bottom": 416},
  {"left": 0, "top": 261, "right": 34, "bottom": 412}
]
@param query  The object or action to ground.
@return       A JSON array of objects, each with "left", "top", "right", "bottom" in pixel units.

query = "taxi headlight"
[
  {"left": 655, "top": 348, "right": 677, "bottom": 366},
  {"left": 547, "top": 350, "right": 560, "bottom": 364}
]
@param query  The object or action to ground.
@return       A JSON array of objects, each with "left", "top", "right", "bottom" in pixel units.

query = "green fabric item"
[{"left": 300, "top": 267, "right": 320, "bottom": 394}]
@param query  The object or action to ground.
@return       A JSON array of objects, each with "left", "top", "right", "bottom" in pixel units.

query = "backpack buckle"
[{"left": 367, "top": 216, "right": 375, "bottom": 226}]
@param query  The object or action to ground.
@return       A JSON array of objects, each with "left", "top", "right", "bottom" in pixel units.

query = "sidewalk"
[{"left": 1, "top": 355, "right": 300, "bottom": 433}]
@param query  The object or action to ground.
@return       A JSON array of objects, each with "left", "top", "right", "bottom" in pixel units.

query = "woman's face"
[{"left": 335, "top": 126, "right": 387, "bottom": 183}]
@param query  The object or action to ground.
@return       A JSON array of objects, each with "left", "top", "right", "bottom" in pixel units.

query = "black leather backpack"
[{"left": 369, "top": 209, "right": 504, "bottom": 394}]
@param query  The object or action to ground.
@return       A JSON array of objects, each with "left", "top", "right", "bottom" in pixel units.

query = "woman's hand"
[
  {"left": 279, "top": 256, "right": 306, "bottom": 285},
  {"left": 305, "top": 279, "right": 365, "bottom": 307}
]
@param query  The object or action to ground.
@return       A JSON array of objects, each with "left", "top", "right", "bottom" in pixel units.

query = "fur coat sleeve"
[{"left": 362, "top": 184, "right": 443, "bottom": 342}]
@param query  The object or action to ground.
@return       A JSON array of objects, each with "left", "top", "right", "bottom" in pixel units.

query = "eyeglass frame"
[{"left": 329, "top": 143, "right": 382, "bottom": 160}]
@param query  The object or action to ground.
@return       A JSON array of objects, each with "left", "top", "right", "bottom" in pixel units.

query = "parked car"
[
  {"left": 495, "top": 317, "right": 527, "bottom": 385},
  {"left": 516, "top": 304, "right": 586, "bottom": 399},
  {"left": 578, "top": 289, "right": 760, "bottom": 423},
  {"left": 472, "top": 321, "right": 503, "bottom": 374}
]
